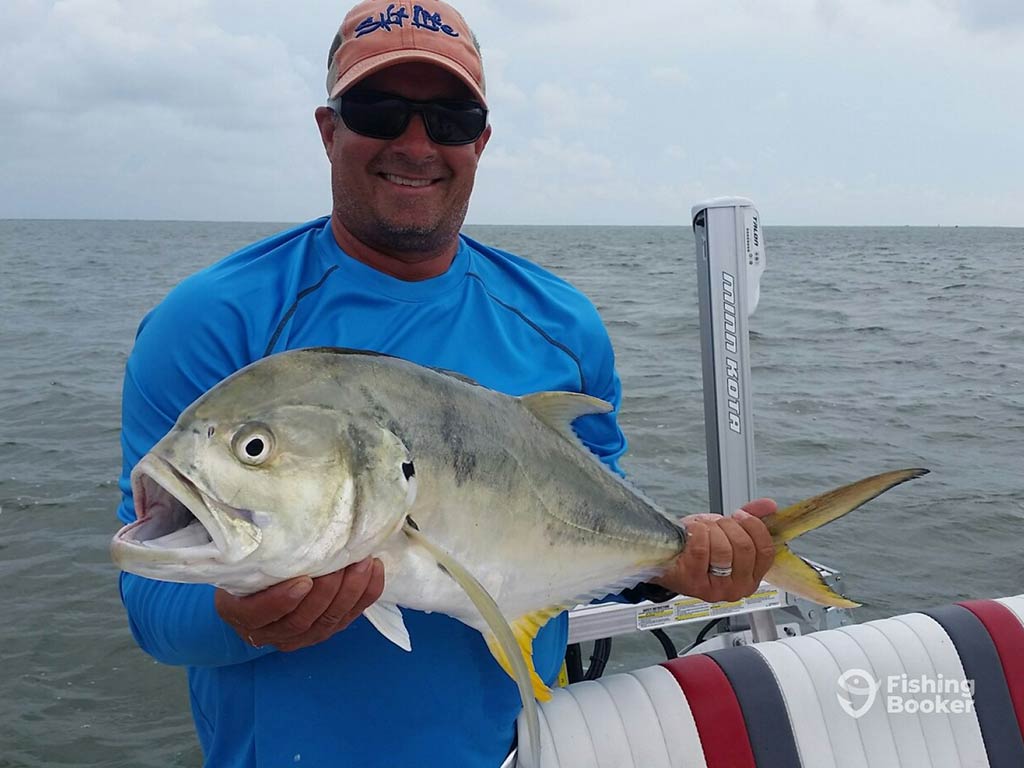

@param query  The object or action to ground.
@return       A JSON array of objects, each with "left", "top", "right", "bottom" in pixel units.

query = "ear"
[
  {"left": 315, "top": 106, "right": 339, "bottom": 156},
  {"left": 474, "top": 123, "right": 492, "bottom": 159}
]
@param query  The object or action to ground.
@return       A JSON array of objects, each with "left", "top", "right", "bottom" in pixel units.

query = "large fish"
[{"left": 111, "top": 347, "right": 927, "bottom": 765}]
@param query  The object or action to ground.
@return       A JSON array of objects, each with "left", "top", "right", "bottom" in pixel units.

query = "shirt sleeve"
[
  {"left": 571, "top": 316, "right": 629, "bottom": 476},
  {"left": 115, "top": 276, "right": 274, "bottom": 667}
]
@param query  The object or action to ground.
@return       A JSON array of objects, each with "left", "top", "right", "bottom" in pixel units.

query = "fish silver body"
[{"left": 112, "top": 347, "right": 684, "bottom": 629}]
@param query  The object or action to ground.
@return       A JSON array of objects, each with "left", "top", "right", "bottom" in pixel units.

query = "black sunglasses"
[{"left": 329, "top": 90, "right": 488, "bottom": 146}]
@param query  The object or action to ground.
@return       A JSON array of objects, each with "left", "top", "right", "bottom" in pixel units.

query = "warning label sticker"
[{"left": 635, "top": 587, "right": 783, "bottom": 631}]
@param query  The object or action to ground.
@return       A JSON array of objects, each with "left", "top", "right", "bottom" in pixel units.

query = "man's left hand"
[{"left": 652, "top": 499, "right": 777, "bottom": 604}]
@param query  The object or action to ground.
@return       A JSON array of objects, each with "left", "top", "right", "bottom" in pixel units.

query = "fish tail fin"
[
  {"left": 765, "top": 548, "right": 861, "bottom": 608},
  {"left": 485, "top": 607, "right": 564, "bottom": 703},
  {"left": 763, "top": 467, "right": 928, "bottom": 607}
]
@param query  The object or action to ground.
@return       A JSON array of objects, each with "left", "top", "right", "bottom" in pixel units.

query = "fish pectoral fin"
[
  {"left": 402, "top": 519, "right": 542, "bottom": 768},
  {"left": 519, "top": 392, "right": 613, "bottom": 447},
  {"left": 766, "top": 547, "right": 861, "bottom": 608},
  {"left": 362, "top": 601, "right": 412, "bottom": 652},
  {"left": 485, "top": 607, "right": 567, "bottom": 703}
]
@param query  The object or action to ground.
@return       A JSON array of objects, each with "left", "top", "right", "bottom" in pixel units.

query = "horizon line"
[{"left": 1, "top": 217, "right": 1021, "bottom": 229}]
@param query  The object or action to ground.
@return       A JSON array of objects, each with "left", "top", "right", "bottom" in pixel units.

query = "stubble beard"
[
  {"left": 334, "top": 181, "right": 471, "bottom": 264},
  {"left": 360, "top": 209, "right": 466, "bottom": 260}
]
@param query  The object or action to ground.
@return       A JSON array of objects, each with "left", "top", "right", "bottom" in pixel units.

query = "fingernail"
[
  {"left": 288, "top": 578, "right": 312, "bottom": 599},
  {"left": 352, "top": 558, "right": 373, "bottom": 575},
  {"left": 733, "top": 509, "right": 752, "bottom": 520}
]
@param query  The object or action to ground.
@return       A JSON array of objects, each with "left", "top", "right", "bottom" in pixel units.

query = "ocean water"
[{"left": 0, "top": 220, "right": 1021, "bottom": 765}]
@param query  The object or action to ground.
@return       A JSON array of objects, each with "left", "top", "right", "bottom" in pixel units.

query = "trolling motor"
[
  {"left": 693, "top": 197, "right": 765, "bottom": 515},
  {"left": 693, "top": 198, "right": 779, "bottom": 642},
  {"left": 691, "top": 197, "right": 854, "bottom": 649}
]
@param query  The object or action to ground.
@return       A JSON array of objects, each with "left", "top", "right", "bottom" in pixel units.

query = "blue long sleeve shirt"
[{"left": 116, "top": 218, "right": 627, "bottom": 767}]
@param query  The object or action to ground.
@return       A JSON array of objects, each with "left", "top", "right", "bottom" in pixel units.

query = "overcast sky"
[{"left": 2, "top": 0, "right": 1022, "bottom": 226}]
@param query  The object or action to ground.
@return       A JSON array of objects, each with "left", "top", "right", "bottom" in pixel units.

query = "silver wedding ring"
[{"left": 708, "top": 564, "right": 733, "bottom": 578}]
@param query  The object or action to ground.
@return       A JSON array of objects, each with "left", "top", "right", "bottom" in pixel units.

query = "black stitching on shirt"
[
  {"left": 465, "top": 271, "right": 586, "bottom": 391},
  {"left": 263, "top": 266, "right": 339, "bottom": 358}
]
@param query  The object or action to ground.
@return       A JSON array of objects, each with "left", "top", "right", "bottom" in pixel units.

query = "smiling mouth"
[
  {"left": 111, "top": 455, "right": 261, "bottom": 564},
  {"left": 380, "top": 173, "right": 439, "bottom": 188}
]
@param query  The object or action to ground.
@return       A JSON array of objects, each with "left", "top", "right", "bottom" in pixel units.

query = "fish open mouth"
[{"left": 111, "top": 454, "right": 262, "bottom": 565}]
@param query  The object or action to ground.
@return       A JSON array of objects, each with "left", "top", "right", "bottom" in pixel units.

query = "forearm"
[{"left": 119, "top": 572, "right": 273, "bottom": 668}]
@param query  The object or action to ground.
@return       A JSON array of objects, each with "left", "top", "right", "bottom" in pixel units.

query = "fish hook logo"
[{"left": 837, "top": 668, "right": 880, "bottom": 719}]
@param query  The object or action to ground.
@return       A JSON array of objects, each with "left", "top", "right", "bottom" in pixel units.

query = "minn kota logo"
[{"left": 836, "top": 668, "right": 880, "bottom": 719}]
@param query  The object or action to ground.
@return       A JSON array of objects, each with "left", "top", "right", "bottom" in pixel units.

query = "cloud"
[
  {"left": 0, "top": 0, "right": 330, "bottom": 221},
  {"left": 0, "top": 0, "right": 315, "bottom": 128},
  {"left": 651, "top": 66, "right": 689, "bottom": 87},
  {"left": 665, "top": 145, "right": 686, "bottom": 161},
  {"left": 532, "top": 81, "right": 624, "bottom": 130},
  {"left": 482, "top": 138, "right": 615, "bottom": 179},
  {"left": 933, "top": 0, "right": 1024, "bottom": 31}
]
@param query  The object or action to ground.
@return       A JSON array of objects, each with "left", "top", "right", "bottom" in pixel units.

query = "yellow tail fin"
[{"left": 763, "top": 468, "right": 928, "bottom": 606}]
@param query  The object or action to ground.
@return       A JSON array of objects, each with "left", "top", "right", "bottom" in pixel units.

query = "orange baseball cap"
[{"left": 326, "top": 0, "right": 486, "bottom": 105}]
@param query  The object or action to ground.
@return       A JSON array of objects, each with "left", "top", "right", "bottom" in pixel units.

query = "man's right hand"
[{"left": 215, "top": 557, "right": 385, "bottom": 653}]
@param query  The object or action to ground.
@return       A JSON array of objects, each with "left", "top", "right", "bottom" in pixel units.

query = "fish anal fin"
[
  {"left": 767, "top": 547, "right": 860, "bottom": 608},
  {"left": 519, "top": 392, "right": 613, "bottom": 447},
  {"left": 485, "top": 606, "right": 568, "bottom": 703}
]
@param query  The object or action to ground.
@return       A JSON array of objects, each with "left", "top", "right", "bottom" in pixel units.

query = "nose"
[{"left": 389, "top": 112, "right": 437, "bottom": 160}]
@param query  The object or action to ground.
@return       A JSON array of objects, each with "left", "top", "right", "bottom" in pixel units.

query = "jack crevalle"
[{"left": 111, "top": 347, "right": 927, "bottom": 764}]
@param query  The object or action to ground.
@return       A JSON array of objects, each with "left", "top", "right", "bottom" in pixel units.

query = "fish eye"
[{"left": 232, "top": 423, "right": 275, "bottom": 466}]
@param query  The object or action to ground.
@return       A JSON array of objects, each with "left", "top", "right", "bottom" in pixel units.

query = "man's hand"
[
  {"left": 215, "top": 557, "right": 385, "bottom": 653},
  {"left": 653, "top": 499, "right": 777, "bottom": 604}
]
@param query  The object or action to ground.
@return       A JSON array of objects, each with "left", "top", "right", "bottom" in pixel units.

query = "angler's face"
[{"left": 317, "top": 62, "right": 491, "bottom": 258}]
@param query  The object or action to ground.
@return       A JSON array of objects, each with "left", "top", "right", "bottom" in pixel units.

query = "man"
[{"left": 116, "top": 1, "right": 776, "bottom": 765}]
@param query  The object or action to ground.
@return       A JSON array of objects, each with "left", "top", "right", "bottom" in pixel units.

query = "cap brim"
[{"left": 329, "top": 50, "right": 487, "bottom": 106}]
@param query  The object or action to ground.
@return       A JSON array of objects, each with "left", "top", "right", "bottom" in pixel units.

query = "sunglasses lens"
[
  {"left": 337, "top": 92, "right": 487, "bottom": 146},
  {"left": 339, "top": 95, "right": 410, "bottom": 140},
  {"left": 422, "top": 101, "right": 487, "bottom": 145}
]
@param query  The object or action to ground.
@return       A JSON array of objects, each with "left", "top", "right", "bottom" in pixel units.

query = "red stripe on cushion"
[
  {"left": 959, "top": 600, "right": 1024, "bottom": 740},
  {"left": 661, "top": 655, "right": 756, "bottom": 768}
]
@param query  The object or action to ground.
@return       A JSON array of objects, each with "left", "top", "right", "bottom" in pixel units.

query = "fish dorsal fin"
[
  {"left": 402, "top": 518, "right": 542, "bottom": 768},
  {"left": 520, "top": 392, "right": 613, "bottom": 447}
]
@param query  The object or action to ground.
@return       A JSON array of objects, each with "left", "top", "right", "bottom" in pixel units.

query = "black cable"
[
  {"left": 566, "top": 618, "right": 723, "bottom": 685},
  {"left": 564, "top": 642, "right": 584, "bottom": 683},
  {"left": 651, "top": 628, "right": 678, "bottom": 660},
  {"left": 564, "top": 639, "right": 612, "bottom": 683},
  {"left": 583, "top": 638, "right": 612, "bottom": 680},
  {"left": 678, "top": 617, "right": 727, "bottom": 656}
]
